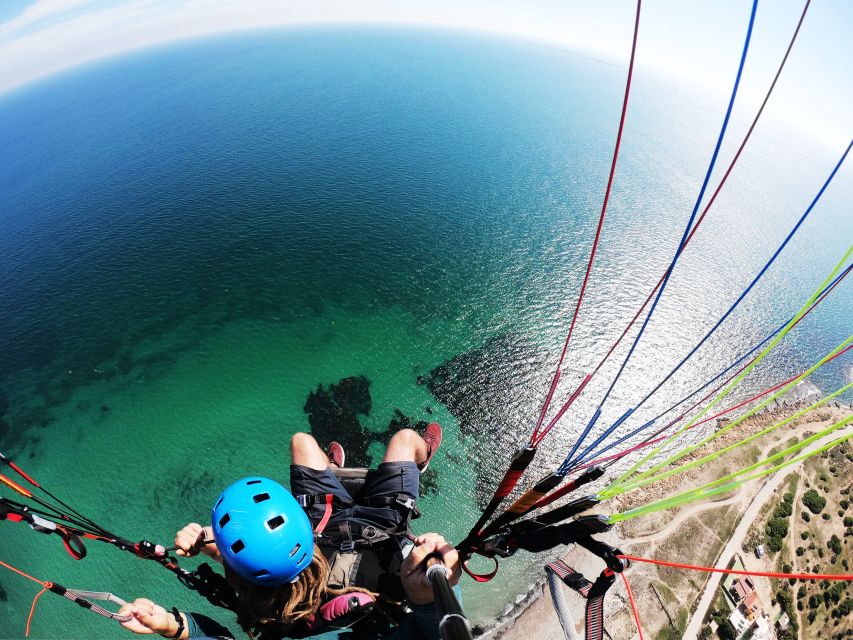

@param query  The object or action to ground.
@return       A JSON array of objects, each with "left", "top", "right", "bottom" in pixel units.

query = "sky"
[{"left": 0, "top": 0, "right": 850, "bottom": 149}]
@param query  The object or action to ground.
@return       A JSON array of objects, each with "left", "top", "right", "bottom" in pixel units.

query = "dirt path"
[
  {"left": 681, "top": 425, "right": 853, "bottom": 640},
  {"left": 627, "top": 494, "right": 741, "bottom": 544}
]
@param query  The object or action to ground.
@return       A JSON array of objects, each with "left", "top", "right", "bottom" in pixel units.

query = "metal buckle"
[{"left": 395, "top": 496, "right": 416, "bottom": 511}]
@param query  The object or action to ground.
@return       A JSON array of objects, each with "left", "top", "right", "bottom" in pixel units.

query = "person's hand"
[
  {"left": 117, "top": 598, "right": 182, "bottom": 636},
  {"left": 401, "top": 533, "right": 460, "bottom": 605},
  {"left": 174, "top": 522, "right": 219, "bottom": 561}
]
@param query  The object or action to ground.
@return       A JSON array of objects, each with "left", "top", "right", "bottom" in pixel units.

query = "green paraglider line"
[
  {"left": 600, "top": 339, "right": 852, "bottom": 499},
  {"left": 604, "top": 242, "right": 853, "bottom": 495},
  {"left": 608, "top": 414, "right": 852, "bottom": 523},
  {"left": 612, "top": 381, "right": 852, "bottom": 496}
]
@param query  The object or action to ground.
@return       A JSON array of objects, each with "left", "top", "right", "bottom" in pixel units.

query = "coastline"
[{"left": 477, "top": 396, "right": 852, "bottom": 640}]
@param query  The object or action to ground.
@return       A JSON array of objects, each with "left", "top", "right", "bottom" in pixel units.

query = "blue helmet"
[{"left": 211, "top": 477, "right": 314, "bottom": 586}]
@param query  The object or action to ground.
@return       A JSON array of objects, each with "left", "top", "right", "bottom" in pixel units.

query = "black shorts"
[{"left": 290, "top": 461, "right": 420, "bottom": 534}]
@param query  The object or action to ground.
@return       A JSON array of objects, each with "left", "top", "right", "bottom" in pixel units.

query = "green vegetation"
[
  {"left": 654, "top": 606, "right": 687, "bottom": 640},
  {"left": 828, "top": 534, "right": 842, "bottom": 555},
  {"left": 834, "top": 598, "right": 852, "bottom": 618},
  {"left": 775, "top": 588, "right": 799, "bottom": 639},
  {"left": 716, "top": 619, "right": 737, "bottom": 640},
  {"left": 765, "top": 492, "right": 796, "bottom": 552},
  {"left": 802, "top": 489, "right": 826, "bottom": 514}
]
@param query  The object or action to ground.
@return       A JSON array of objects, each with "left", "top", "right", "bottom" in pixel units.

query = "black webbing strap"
[
  {"left": 297, "top": 492, "right": 418, "bottom": 515},
  {"left": 546, "top": 559, "right": 594, "bottom": 598}
]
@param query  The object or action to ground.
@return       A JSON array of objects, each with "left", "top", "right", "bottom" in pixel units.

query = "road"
[{"left": 681, "top": 425, "right": 853, "bottom": 640}]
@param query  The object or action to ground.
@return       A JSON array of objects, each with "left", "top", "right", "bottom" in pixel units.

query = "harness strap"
[
  {"left": 315, "top": 494, "right": 334, "bottom": 535},
  {"left": 585, "top": 569, "right": 616, "bottom": 640},
  {"left": 545, "top": 561, "right": 618, "bottom": 640},
  {"left": 545, "top": 560, "right": 593, "bottom": 598},
  {"left": 298, "top": 492, "right": 420, "bottom": 517}
]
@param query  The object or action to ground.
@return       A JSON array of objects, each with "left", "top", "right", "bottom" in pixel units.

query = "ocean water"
[{"left": 0, "top": 27, "right": 851, "bottom": 637}]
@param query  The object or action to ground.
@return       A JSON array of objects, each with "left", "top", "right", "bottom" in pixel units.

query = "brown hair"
[{"left": 225, "top": 546, "right": 375, "bottom": 638}]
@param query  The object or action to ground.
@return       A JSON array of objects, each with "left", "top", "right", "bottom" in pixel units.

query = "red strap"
[
  {"left": 56, "top": 527, "right": 86, "bottom": 560},
  {"left": 314, "top": 494, "right": 334, "bottom": 535},
  {"left": 461, "top": 556, "right": 499, "bottom": 583},
  {"left": 6, "top": 513, "right": 24, "bottom": 523}
]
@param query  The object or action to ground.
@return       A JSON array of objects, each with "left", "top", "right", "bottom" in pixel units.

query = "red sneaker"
[
  {"left": 327, "top": 441, "right": 345, "bottom": 468},
  {"left": 418, "top": 423, "right": 443, "bottom": 472}
]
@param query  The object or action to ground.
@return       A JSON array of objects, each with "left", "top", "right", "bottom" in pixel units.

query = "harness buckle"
[
  {"left": 340, "top": 539, "right": 356, "bottom": 553},
  {"left": 475, "top": 532, "right": 517, "bottom": 559},
  {"left": 395, "top": 496, "right": 417, "bottom": 511}
]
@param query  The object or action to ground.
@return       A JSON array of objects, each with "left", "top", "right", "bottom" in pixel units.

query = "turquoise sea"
[{"left": 0, "top": 27, "right": 850, "bottom": 638}]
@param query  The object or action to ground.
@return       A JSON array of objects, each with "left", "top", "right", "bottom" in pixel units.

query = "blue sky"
[{"left": 0, "top": 1, "right": 849, "bottom": 149}]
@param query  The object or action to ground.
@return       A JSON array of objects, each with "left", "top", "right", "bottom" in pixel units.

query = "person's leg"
[
  {"left": 289, "top": 433, "right": 354, "bottom": 529},
  {"left": 382, "top": 428, "right": 429, "bottom": 464},
  {"left": 290, "top": 432, "right": 330, "bottom": 470}
]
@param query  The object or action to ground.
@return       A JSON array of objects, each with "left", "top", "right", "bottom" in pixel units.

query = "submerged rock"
[
  {"left": 302, "top": 378, "right": 439, "bottom": 478},
  {"left": 330, "top": 376, "right": 372, "bottom": 416},
  {"left": 387, "top": 408, "right": 429, "bottom": 436},
  {"left": 304, "top": 376, "right": 374, "bottom": 466},
  {"left": 418, "top": 333, "right": 548, "bottom": 507}
]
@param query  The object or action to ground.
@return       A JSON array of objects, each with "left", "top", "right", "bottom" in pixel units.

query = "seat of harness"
[{"left": 295, "top": 465, "right": 421, "bottom": 540}]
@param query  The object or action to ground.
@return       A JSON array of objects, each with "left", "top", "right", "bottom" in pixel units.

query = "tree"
[
  {"left": 717, "top": 619, "right": 737, "bottom": 640},
  {"left": 774, "top": 501, "right": 793, "bottom": 518},
  {"left": 767, "top": 518, "right": 790, "bottom": 539},
  {"left": 828, "top": 535, "right": 842, "bottom": 555},
  {"left": 802, "top": 489, "right": 826, "bottom": 514}
]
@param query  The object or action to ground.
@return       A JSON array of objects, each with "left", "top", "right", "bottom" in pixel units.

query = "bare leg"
[
  {"left": 291, "top": 432, "right": 330, "bottom": 471},
  {"left": 383, "top": 429, "right": 429, "bottom": 465}
]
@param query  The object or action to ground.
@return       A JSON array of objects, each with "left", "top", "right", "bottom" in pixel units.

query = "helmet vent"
[
  {"left": 253, "top": 492, "right": 271, "bottom": 504},
  {"left": 253, "top": 570, "right": 271, "bottom": 579},
  {"left": 218, "top": 513, "right": 231, "bottom": 528},
  {"left": 296, "top": 552, "right": 307, "bottom": 565},
  {"left": 246, "top": 480, "right": 262, "bottom": 485},
  {"left": 230, "top": 539, "right": 246, "bottom": 554},
  {"left": 289, "top": 543, "right": 301, "bottom": 557},
  {"left": 214, "top": 497, "right": 224, "bottom": 509},
  {"left": 267, "top": 515, "right": 285, "bottom": 530}
]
